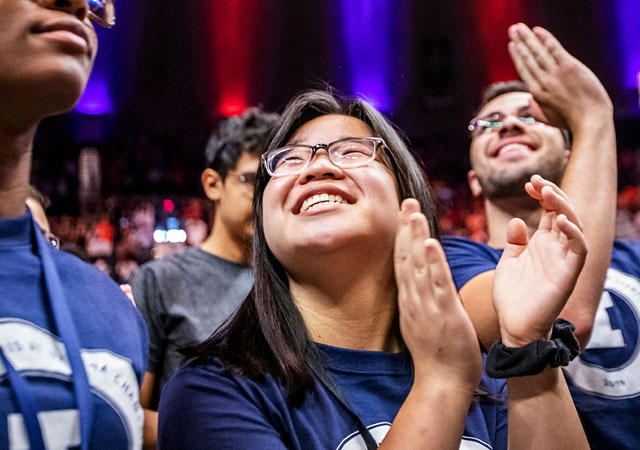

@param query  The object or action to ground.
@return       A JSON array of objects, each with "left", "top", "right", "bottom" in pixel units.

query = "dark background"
[{"left": 32, "top": 1, "right": 640, "bottom": 215}]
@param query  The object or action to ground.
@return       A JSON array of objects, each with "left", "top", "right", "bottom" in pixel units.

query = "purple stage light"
[
  {"left": 614, "top": 0, "right": 640, "bottom": 90},
  {"left": 338, "top": 0, "right": 393, "bottom": 111},
  {"left": 74, "top": 77, "right": 114, "bottom": 115}
]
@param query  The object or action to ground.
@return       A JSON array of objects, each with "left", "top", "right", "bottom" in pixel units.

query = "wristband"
[{"left": 486, "top": 318, "right": 580, "bottom": 378}]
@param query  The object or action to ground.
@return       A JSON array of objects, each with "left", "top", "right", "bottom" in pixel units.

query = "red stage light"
[
  {"left": 210, "top": 0, "right": 257, "bottom": 118},
  {"left": 220, "top": 101, "right": 247, "bottom": 117},
  {"left": 471, "top": 0, "right": 524, "bottom": 83}
]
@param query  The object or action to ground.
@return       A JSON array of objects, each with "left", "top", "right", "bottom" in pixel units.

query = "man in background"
[
  {"left": 444, "top": 24, "right": 639, "bottom": 448},
  {"left": 130, "top": 107, "right": 279, "bottom": 446}
]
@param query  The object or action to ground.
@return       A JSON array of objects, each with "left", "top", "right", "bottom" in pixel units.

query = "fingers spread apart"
[
  {"left": 525, "top": 175, "right": 582, "bottom": 230},
  {"left": 556, "top": 213, "right": 589, "bottom": 258}
]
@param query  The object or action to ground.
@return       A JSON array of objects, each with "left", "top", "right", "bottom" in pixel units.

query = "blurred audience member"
[
  {"left": 85, "top": 215, "right": 114, "bottom": 258},
  {"left": 92, "top": 257, "right": 113, "bottom": 278},
  {"left": 151, "top": 242, "right": 186, "bottom": 260},
  {"left": 115, "top": 255, "right": 139, "bottom": 284}
]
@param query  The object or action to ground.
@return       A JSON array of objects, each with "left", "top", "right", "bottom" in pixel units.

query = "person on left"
[{"left": 0, "top": 1, "right": 148, "bottom": 449}]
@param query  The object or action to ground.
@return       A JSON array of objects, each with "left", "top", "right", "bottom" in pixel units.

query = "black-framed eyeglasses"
[
  {"left": 88, "top": 0, "right": 115, "bottom": 28},
  {"left": 262, "top": 137, "right": 385, "bottom": 177},
  {"left": 468, "top": 112, "right": 539, "bottom": 138},
  {"left": 227, "top": 171, "right": 258, "bottom": 186}
]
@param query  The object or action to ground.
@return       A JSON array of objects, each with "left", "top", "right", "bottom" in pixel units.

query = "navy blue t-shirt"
[
  {"left": 443, "top": 235, "right": 640, "bottom": 449},
  {"left": 158, "top": 343, "right": 507, "bottom": 449},
  {"left": 0, "top": 213, "right": 149, "bottom": 449}
]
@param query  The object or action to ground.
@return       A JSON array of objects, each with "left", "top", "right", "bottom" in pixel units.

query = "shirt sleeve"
[
  {"left": 441, "top": 236, "right": 502, "bottom": 291},
  {"left": 158, "top": 363, "right": 289, "bottom": 450},
  {"left": 130, "top": 265, "right": 165, "bottom": 374}
]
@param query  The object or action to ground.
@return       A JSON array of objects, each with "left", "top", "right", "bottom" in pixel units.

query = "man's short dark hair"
[
  {"left": 477, "top": 80, "right": 529, "bottom": 113},
  {"left": 474, "top": 80, "right": 571, "bottom": 148},
  {"left": 204, "top": 107, "right": 280, "bottom": 179}
]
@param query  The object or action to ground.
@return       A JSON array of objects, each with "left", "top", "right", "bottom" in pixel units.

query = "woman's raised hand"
[
  {"left": 394, "top": 199, "right": 482, "bottom": 390},
  {"left": 492, "top": 175, "right": 588, "bottom": 346}
]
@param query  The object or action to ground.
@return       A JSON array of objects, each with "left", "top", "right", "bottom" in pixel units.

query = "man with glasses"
[
  {"left": 130, "top": 107, "right": 279, "bottom": 446},
  {"left": 444, "top": 24, "right": 640, "bottom": 448},
  {"left": 0, "top": 1, "right": 149, "bottom": 449}
]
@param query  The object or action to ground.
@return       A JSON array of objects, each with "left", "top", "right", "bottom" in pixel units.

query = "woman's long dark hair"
[{"left": 184, "top": 89, "right": 440, "bottom": 405}]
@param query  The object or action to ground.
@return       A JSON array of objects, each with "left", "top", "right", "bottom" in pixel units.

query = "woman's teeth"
[{"left": 300, "top": 194, "right": 347, "bottom": 213}]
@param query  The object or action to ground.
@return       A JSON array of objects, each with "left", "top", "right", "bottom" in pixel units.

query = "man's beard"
[{"left": 476, "top": 158, "right": 566, "bottom": 203}]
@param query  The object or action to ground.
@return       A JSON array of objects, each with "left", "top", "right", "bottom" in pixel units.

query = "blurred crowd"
[
  {"left": 44, "top": 149, "right": 640, "bottom": 286},
  {"left": 47, "top": 196, "right": 214, "bottom": 284}
]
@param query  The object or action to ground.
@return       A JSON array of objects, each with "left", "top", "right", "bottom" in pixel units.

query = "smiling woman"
[
  {"left": 262, "top": 115, "right": 405, "bottom": 266},
  {"left": 157, "top": 89, "right": 590, "bottom": 450}
]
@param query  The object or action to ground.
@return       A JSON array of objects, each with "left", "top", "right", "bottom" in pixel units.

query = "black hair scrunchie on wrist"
[{"left": 486, "top": 318, "right": 580, "bottom": 378}]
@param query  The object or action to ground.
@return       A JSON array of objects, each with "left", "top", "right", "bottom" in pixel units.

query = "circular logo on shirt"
[
  {"left": 337, "top": 423, "right": 390, "bottom": 450},
  {"left": 564, "top": 268, "right": 640, "bottom": 399},
  {"left": 336, "top": 422, "right": 492, "bottom": 449}
]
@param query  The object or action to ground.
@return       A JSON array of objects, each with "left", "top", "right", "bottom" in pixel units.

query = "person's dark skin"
[
  {"left": 0, "top": 0, "right": 98, "bottom": 220},
  {"left": 1, "top": 1, "right": 151, "bottom": 447}
]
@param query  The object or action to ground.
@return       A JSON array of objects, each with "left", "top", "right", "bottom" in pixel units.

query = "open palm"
[
  {"left": 492, "top": 177, "right": 588, "bottom": 346},
  {"left": 395, "top": 199, "right": 482, "bottom": 389}
]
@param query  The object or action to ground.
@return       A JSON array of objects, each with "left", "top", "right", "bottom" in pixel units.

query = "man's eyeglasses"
[
  {"left": 468, "top": 112, "right": 539, "bottom": 138},
  {"left": 262, "top": 137, "right": 385, "bottom": 177},
  {"left": 227, "top": 172, "right": 258, "bottom": 187},
  {"left": 88, "top": 0, "right": 115, "bottom": 28}
]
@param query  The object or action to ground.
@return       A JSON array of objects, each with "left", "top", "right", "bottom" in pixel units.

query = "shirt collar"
[{"left": 0, "top": 211, "right": 34, "bottom": 248}]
